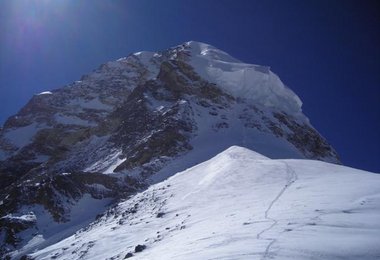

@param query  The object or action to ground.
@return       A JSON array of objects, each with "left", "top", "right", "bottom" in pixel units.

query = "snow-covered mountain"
[
  {"left": 29, "top": 146, "right": 380, "bottom": 259},
  {"left": 0, "top": 41, "right": 344, "bottom": 258}
]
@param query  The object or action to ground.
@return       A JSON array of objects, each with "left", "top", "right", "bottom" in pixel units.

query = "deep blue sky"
[{"left": 0, "top": 0, "right": 379, "bottom": 172}]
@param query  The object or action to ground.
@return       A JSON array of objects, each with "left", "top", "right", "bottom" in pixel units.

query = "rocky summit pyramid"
[{"left": 0, "top": 41, "right": 341, "bottom": 257}]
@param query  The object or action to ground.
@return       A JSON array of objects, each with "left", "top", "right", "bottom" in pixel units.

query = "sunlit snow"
[
  {"left": 30, "top": 146, "right": 380, "bottom": 260},
  {"left": 37, "top": 91, "right": 53, "bottom": 95},
  {"left": 186, "top": 41, "right": 303, "bottom": 115}
]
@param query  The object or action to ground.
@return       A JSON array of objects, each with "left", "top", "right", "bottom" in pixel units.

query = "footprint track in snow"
[{"left": 256, "top": 161, "right": 298, "bottom": 259}]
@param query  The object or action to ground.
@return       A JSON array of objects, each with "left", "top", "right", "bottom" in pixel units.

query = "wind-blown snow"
[
  {"left": 186, "top": 41, "right": 303, "bottom": 115},
  {"left": 31, "top": 146, "right": 380, "bottom": 260}
]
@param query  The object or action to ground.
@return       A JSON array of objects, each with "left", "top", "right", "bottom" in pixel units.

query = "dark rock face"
[
  {"left": 0, "top": 172, "right": 142, "bottom": 222},
  {"left": 272, "top": 112, "right": 338, "bottom": 161},
  {"left": 19, "top": 255, "right": 34, "bottom": 260},
  {"left": 134, "top": 244, "right": 146, "bottom": 253},
  {"left": 0, "top": 42, "right": 340, "bottom": 256},
  {"left": 0, "top": 213, "right": 36, "bottom": 246}
]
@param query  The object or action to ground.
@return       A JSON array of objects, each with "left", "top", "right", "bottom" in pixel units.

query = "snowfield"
[{"left": 30, "top": 146, "right": 380, "bottom": 260}]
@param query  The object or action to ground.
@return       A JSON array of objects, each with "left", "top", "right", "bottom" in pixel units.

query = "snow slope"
[
  {"left": 185, "top": 41, "right": 303, "bottom": 115},
  {"left": 30, "top": 146, "right": 380, "bottom": 260}
]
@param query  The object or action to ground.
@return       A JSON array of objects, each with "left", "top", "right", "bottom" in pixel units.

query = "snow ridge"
[
  {"left": 29, "top": 146, "right": 380, "bottom": 260},
  {"left": 184, "top": 41, "right": 303, "bottom": 115}
]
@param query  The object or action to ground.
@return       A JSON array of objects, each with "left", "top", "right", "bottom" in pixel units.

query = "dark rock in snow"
[
  {"left": 156, "top": 212, "right": 165, "bottom": 218},
  {"left": 124, "top": 252, "right": 134, "bottom": 258},
  {"left": 134, "top": 244, "right": 146, "bottom": 253}
]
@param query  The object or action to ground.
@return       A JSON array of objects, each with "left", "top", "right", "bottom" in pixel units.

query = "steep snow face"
[
  {"left": 185, "top": 41, "right": 303, "bottom": 115},
  {"left": 30, "top": 146, "right": 380, "bottom": 260}
]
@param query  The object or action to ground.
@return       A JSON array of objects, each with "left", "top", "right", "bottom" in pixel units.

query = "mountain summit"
[
  {"left": 0, "top": 41, "right": 340, "bottom": 257},
  {"left": 183, "top": 41, "right": 303, "bottom": 114}
]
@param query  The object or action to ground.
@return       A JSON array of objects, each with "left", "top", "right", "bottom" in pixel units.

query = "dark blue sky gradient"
[{"left": 0, "top": 0, "right": 379, "bottom": 172}]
